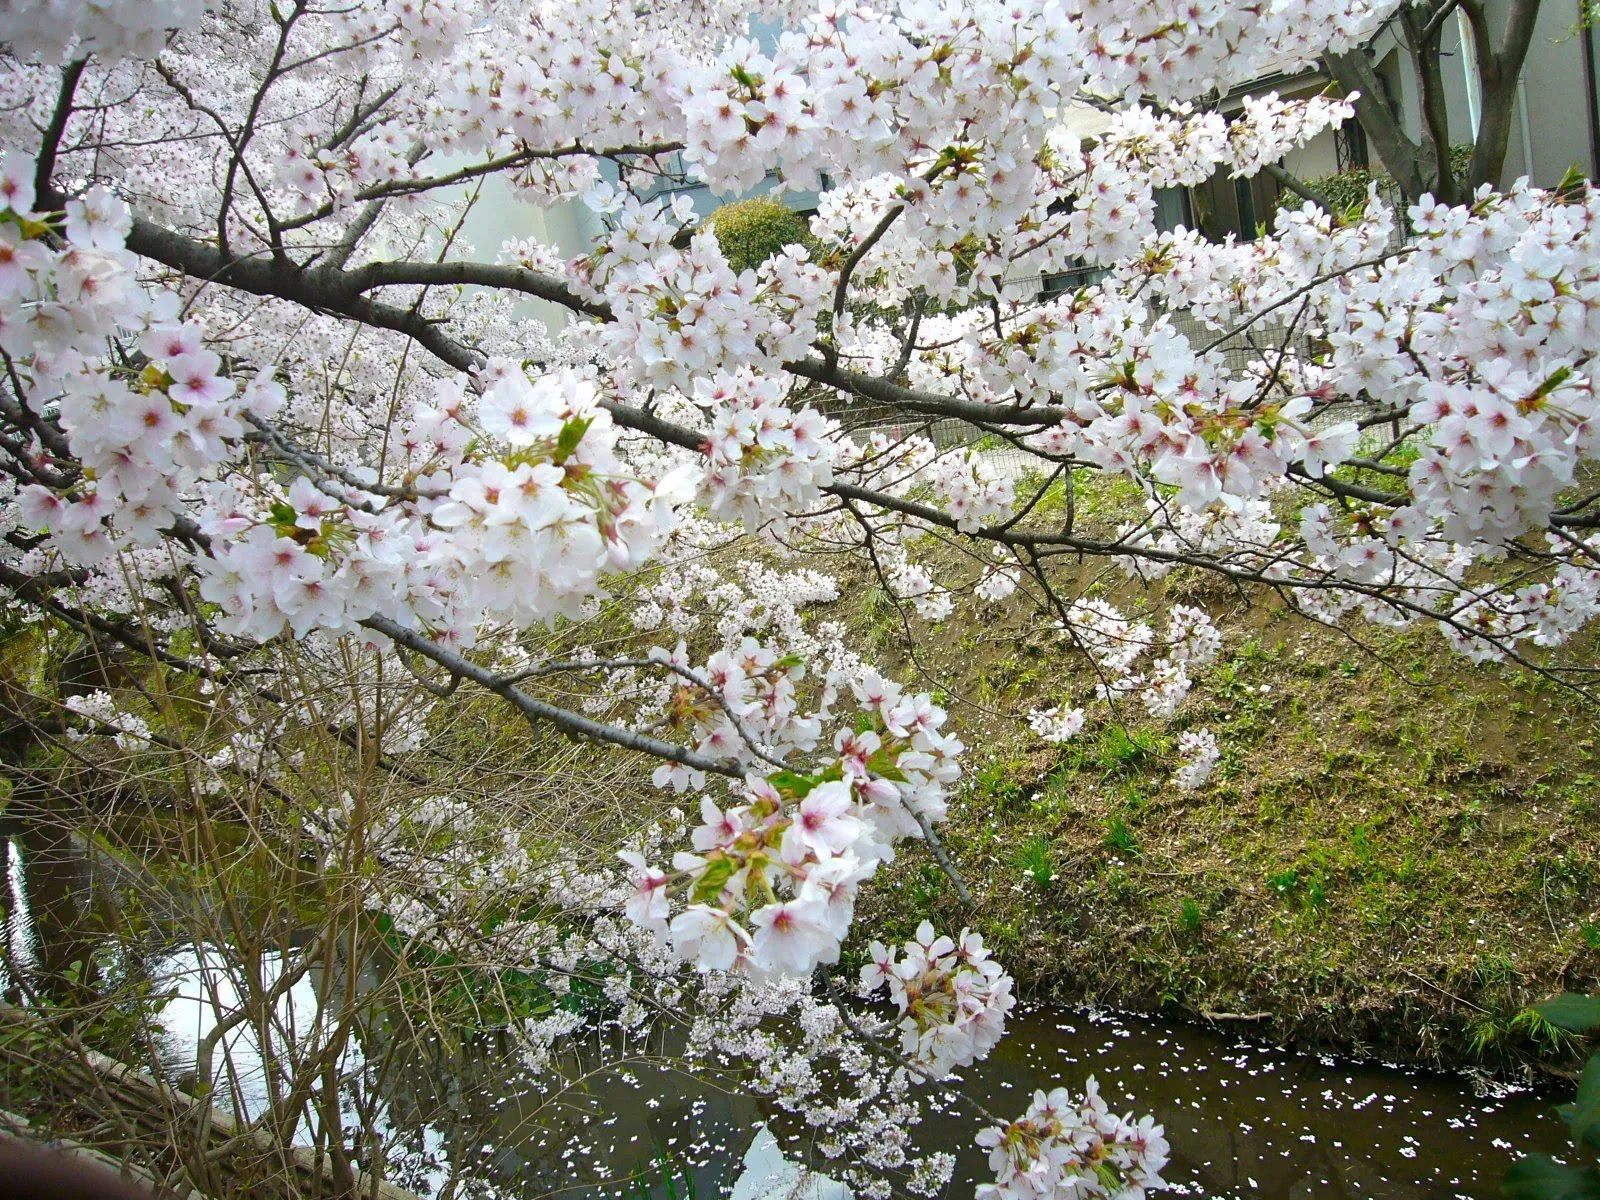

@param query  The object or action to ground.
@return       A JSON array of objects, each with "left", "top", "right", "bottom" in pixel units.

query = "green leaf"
[
  {"left": 1504, "top": 1154, "right": 1600, "bottom": 1200},
  {"left": 867, "top": 748, "right": 908, "bottom": 783},
  {"left": 1556, "top": 162, "right": 1591, "bottom": 200},
  {"left": 689, "top": 857, "right": 736, "bottom": 905},
  {"left": 766, "top": 769, "right": 816, "bottom": 798},
  {"left": 1534, "top": 364, "right": 1576, "bottom": 401},
  {"left": 1559, "top": 1055, "right": 1600, "bottom": 1148},
  {"left": 1538, "top": 995, "right": 1600, "bottom": 1033},
  {"left": 555, "top": 416, "right": 592, "bottom": 461}
]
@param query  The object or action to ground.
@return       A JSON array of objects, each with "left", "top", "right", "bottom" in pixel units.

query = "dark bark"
[
  {"left": 1322, "top": 48, "right": 1435, "bottom": 202},
  {"left": 1463, "top": 0, "right": 1544, "bottom": 189},
  {"left": 1323, "top": 0, "right": 1545, "bottom": 203},
  {"left": 1401, "top": 4, "right": 1463, "bottom": 202}
]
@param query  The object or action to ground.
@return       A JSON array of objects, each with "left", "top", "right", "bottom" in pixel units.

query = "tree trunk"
[{"left": 1322, "top": 49, "right": 1436, "bottom": 204}]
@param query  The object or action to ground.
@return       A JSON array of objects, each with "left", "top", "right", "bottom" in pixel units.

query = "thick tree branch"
[
  {"left": 1400, "top": 5, "right": 1461, "bottom": 203},
  {"left": 1464, "top": 0, "right": 1543, "bottom": 189},
  {"left": 346, "top": 259, "right": 614, "bottom": 320},
  {"left": 121, "top": 214, "right": 484, "bottom": 370},
  {"left": 34, "top": 57, "right": 87, "bottom": 206},
  {"left": 1322, "top": 49, "right": 1433, "bottom": 203},
  {"left": 1262, "top": 162, "right": 1335, "bottom": 214}
]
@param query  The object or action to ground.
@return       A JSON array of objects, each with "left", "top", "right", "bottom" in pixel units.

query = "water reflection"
[
  {"left": 0, "top": 831, "right": 1573, "bottom": 1200},
  {"left": 924, "top": 1009, "right": 1567, "bottom": 1200}
]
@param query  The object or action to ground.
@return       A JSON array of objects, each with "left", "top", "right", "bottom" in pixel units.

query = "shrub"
[
  {"left": 1276, "top": 144, "right": 1475, "bottom": 221},
  {"left": 706, "top": 197, "right": 815, "bottom": 272}
]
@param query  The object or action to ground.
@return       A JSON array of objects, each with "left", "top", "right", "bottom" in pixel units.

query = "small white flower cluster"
[
  {"left": 883, "top": 551, "right": 954, "bottom": 622},
  {"left": 1172, "top": 728, "right": 1220, "bottom": 792},
  {"left": 858, "top": 921, "right": 1015, "bottom": 1078},
  {"left": 1027, "top": 706, "right": 1086, "bottom": 746},
  {"left": 331, "top": 0, "right": 477, "bottom": 62},
  {"left": 630, "top": 536, "right": 844, "bottom": 649},
  {"left": 583, "top": 187, "right": 827, "bottom": 395},
  {"left": 63, "top": 690, "right": 151, "bottom": 751},
  {"left": 930, "top": 450, "right": 1016, "bottom": 533},
  {"left": 955, "top": 290, "right": 1364, "bottom": 512},
  {"left": 1330, "top": 184, "right": 1600, "bottom": 550},
  {"left": 1113, "top": 499, "right": 1285, "bottom": 580},
  {"left": 1227, "top": 93, "right": 1359, "bottom": 178},
  {"left": 974, "top": 548, "right": 1022, "bottom": 603},
  {"left": 645, "top": 636, "right": 824, "bottom": 793},
  {"left": 976, "top": 1078, "right": 1170, "bottom": 1200},
  {"left": 274, "top": 126, "right": 413, "bottom": 213},
  {"left": 623, "top": 666, "right": 963, "bottom": 979},
  {"left": 835, "top": 429, "right": 940, "bottom": 495},
  {"left": 1062, "top": 600, "right": 1224, "bottom": 719},
  {"left": 1086, "top": 94, "right": 1354, "bottom": 195},
  {"left": 1025, "top": 604, "right": 1223, "bottom": 783},
  {"left": 698, "top": 369, "right": 835, "bottom": 532}
]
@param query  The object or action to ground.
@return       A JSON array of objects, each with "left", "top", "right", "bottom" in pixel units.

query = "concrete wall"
[
  {"left": 1280, "top": 127, "right": 1343, "bottom": 183},
  {"left": 1506, "top": 0, "right": 1598, "bottom": 183},
  {"left": 1371, "top": 0, "right": 1599, "bottom": 189},
  {"left": 452, "top": 173, "right": 602, "bottom": 331}
]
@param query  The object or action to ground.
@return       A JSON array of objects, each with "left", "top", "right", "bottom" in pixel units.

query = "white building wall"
[{"left": 1370, "top": 2, "right": 1598, "bottom": 191}]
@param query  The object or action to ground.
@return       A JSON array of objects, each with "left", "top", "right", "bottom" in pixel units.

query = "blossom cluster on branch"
[
  {"left": 4, "top": 0, "right": 1600, "bottom": 1193},
  {"left": 858, "top": 920, "right": 1015, "bottom": 1077}
]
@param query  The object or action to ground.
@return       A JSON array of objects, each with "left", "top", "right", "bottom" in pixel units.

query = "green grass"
[
  {"left": 1178, "top": 897, "right": 1204, "bottom": 934},
  {"left": 850, "top": 531, "right": 1600, "bottom": 1069},
  {"left": 1015, "top": 835, "right": 1057, "bottom": 886},
  {"left": 1103, "top": 817, "right": 1141, "bottom": 857}
]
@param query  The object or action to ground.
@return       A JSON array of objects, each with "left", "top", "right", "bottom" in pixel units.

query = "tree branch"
[
  {"left": 359, "top": 615, "right": 743, "bottom": 775},
  {"left": 1322, "top": 49, "right": 1432, "bottom": 203},
  {"left": 34, "top": 58, "right": 87, "bottom": 207},
  {"left": 1262, "top": 161, "right": 1335, "bottom": 214}
]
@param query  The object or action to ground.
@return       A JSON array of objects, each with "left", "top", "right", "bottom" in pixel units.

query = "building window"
[
  {"left": 1153, "top": 186, "right": 1192, "bottom": 233},
  {"left": 1233, "top": 175, "right": 1258, "bottom": 240},
  {"left": 1335, "top": 119, "right": 1370, "bottom": 173}
]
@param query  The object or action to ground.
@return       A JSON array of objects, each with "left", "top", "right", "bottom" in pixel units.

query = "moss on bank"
[{"left": 840, "top": 535, "right": 1600, "bottom": 1074}]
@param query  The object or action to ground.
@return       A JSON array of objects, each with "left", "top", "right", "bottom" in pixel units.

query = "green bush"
[
  {"left": 1279, "top": 166, "right": 1395, "bottom": 219},
  {"left": 706, "top": 197, "right": 815, "bottom": 272},
  {"left": 1276, "top": 144, "right": 1475, "bottom": 221}
]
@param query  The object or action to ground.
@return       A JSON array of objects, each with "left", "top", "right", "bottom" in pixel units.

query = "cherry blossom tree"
[{"left": 0, "top": 0, "right": 1597, "bottom": 1196}]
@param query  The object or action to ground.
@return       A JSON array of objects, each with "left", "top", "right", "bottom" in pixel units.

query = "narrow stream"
[
  {"left": 0, "top": 831, "right": 1576, "bottom": 1200},
  {"left": 416, "top": 1005, "right": 1567, "bottom": 1200}
]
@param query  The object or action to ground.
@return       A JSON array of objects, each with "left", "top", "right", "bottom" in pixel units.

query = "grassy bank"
[{"left": 827, "top": 474, "right": 1600, "bottom": 1073}]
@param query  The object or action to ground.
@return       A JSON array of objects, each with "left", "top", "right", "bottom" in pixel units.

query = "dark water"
[
  {"left": 1, "top": 831, "right": 1577, "bottom": 1199},
  {"left": 455, "top": 1006, "right": 1568, "bottom": 1200},
  {"left": 924, "top": 1007, "right": 1567, "bottom": 1199}
]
